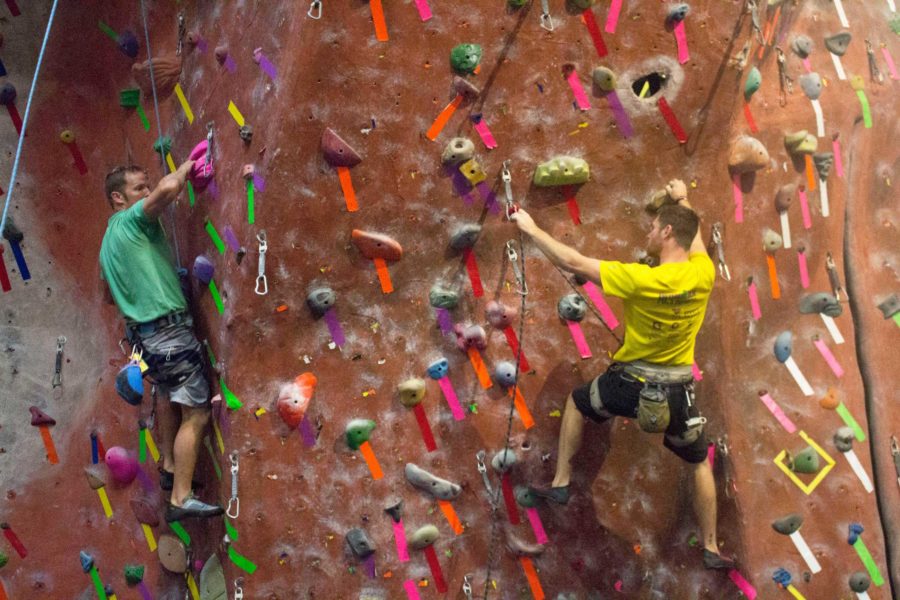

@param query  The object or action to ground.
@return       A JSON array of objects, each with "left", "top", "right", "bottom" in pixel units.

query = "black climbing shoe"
[
  {"left": 703, "top": 549, "right": 737, "bottom": 570},
  {"left": 159, "top": 469, "right": 203, "bottom": 492},
  {"left": 528, "top": 485, "right": 570, "bottom": 505},
  {"left": 165, "top": 497, "right": 224, "bottom": 522}
]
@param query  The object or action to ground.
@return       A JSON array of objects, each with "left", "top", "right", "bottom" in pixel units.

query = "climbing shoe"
[
  {"left": 159, "top": 469, "right": 203, "bottom": 492},
  {"left": 165, "top": 497, "right": 224, "bottom": 522},
  {"left": 528, "top": 485, "right": 570, "bottom": 505},
  {"left": 703, "top": 549, "right": 737, "bottom": 570}
]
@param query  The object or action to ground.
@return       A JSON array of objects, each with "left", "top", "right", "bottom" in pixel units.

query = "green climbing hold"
[
  {"left": 744, "top": 67, "right": 761, "bottom": 101},
  {"left": 508, "top": 0, "right": 528, "bottom": 6},
  {"left": 572, "top": 0, "right": 598, "bottom": 8},
  {"left": 450, "top": 44, "right": 482, "bottom": 75},
  {"left": 891, "top": 15, "right": 900, "bottom": 36},
  {"left": 119, "top": 89, "right": 141, "bottom": 108},
  {"left": 124, "top": 564, "right": 145, "bottom": 585},
  {"left": 789, "top": 446, "right": 820, "bottom": 474},
  {"left": 153, "top": 136, "right": 173, "bottom": 156},
  {"left": 533, "top": 156, "right": 590, "bottom": 186},
  {"left": 0, "top": 550, "right": 8, "bottom": 568},
  {"left": 346, "top": 419, "right": 376, "bottom": 450}
]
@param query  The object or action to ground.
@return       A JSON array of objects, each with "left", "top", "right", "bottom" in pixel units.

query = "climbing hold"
[
  {"left": 454, "top": 323, "right": 487, "bottom": 352},
  {"left": 773, "top": 568, "right": 792, "bottom": 586},
  {"left": 115, "top": 362, "right": 143, "bottom": 406},
  {"left": 491, "top": 448, "right": 518, "bottom": 473},
  {"left": 558, "top": 293, "right": 587, "bottom": 322},
  {"left": 79, "top": 550, "right": 94, "bottom": 573},
  {"left": 321, "top": 128, "right": 362, "bottom": 168},
  {"left": 774, "top": 184, "right": 794, "bottom": 212},
  {"left": 798, "top": 292, "right": 842, "bottom": 317},
  {"left": 450, "top": 44, "right": 483, "bottom": 74},
  {"left": 29, "top": 406, "right": 55, "bottom": 426},
  {"left": 744, "top": 67, "right": 761, "bottom": 101},
  {"left": 409, "top": 524, "right": 440, "bottom": 550},
  {"left": 442, "top": 137, "right": 476, "bottom": 165},
  {"left": 345, "top": 419, "right": 376, "bottom": 450},
  {"left": 398, "top": 378, "right": 426, "bottom": 407},
  {"left": 449, "top": 224, "right": 482, "bottom": 251},
  {"left": 158, "top": 534, "right": 188, "bottom": 573},
  {"left": 513, "top": 485, "right": 536, "bottom": 508},
  {"left": 105, "top": 447, "right": 139, "bottom": 485},
  {"left": 0, "top": 82, "right": 16, "bottom": 105},
  {"left": 819, "top": 387, "right": 840, "bottom": 410},
  {"left": 572, "top": 0, "right": 598, "bottom": 8},
  {"left": 426, "top": 358, "right": 449, "bottom": 380},
  {"left": 0, "top": 551, "right": 7, "bottom": 568},
  {"left": 306, "top": 287, "right": 336, "bottom": 318},
  {"left": 239, "top": 125, "right": 253, "bottom": 143},
  {"left": 877, "top": 294, "right": 900, "bottom": 319},
  {"left": 784, "top": 130, "right": 818, "bottom": 156},
  {"left": 849, "top": 75, "right": 865, "bottom": 92},
  {"left": 493, "top": 361, "right": 517, "bottom": 388},
  {"left": 452, "top": 76, "right": 481, "bottom": 99},
  {"left": 788, "top": 446, "right": 820, "bottom": 473},
  {"left": 192, "top": 255, "right": 214, "bottom": 285},
  {"left": 84, "top": 465, "right": 107, "bottom": 490},
  {"left": 384, "top": 498, "right": 403, "bottom": 523},
  {"left": 485, "top": 301, "right": 516, "bottom": 329},
  {"left": 153, "top": 136, "right": 173, "bottom": 156},
  {"left": 813, "top": 153, "right": 834, "bottom": 179},
  {"left": 58, "top": 130, "right": 77, "bottom": 145},
  {"left": 117, "top": 30, "right": 139, "bottom": 58},
  {"left": 214, "top": 45, "right": 228, "bottom": 64},
  {"left": 130, "top": 498, "right": 160, "bottom": 526},
  {"left": 824, "top": 32, "right": 852, "bottom": 56},
  {"left": 459, "top": 158, "right": 487, "bottom": 185},
  {"left": 791, "top": 35, "right": 813, "bottom": 58},
  {"left": 533, "top": 156, "right": 590, "bottom": 187},
  {"left": 591, "top": 67, "right": 617, "bottom": 92},
  {"left": 124, "top": 564, "right": 145, "bottom": 586},
  {"left": 772, "top": 514, "right": 803, "bottom": 535},
  {"left": 346, "top": 528, "right": 376, "bottom": 559},
  {"left": 186, "top": 31, "right": 202, "bottom": 49},
  {"left": 119, "top": 89, "right": 141, "bottom": 108},
  {"left": 132, "top": 55, "right": 183, "bottom": 100},
  {"left": 2, "top": 218, "right": 23, "bottom": 244},
  {"left": 198, "top": 554, "right": 226, "bottom": 599},
  {"left": 404, "top": 463, "right": 461, "bottom": 500},
  {"left": 351, "top": 230, "right": 403, "bottom": 261},
  {"left": 849, "top": 572, "right": 870, "bottom": 592},
  {"left": 185, "top": 138, "right": 212, "bottom": 187},
  {"left": 798, "top": 73, "right": 823, "bottom": 100},
  {"left": 667, "top": 3, "right": 690, "bottom": 23},
  {"left": 728, "top": 136, "right": 770, "bottom": 173},
  {"left": 508, "top": 0, "right": 529, "bottom": 7},
  {"left": 774, "top": 331, "right": 792, "bottom": 363},
  {"left": 240, "top": 164, "right": 255, "bottom": 180},
  {"left": 848, "top": 522, "right": 864, "bottom": 544},
  {"left": 506, "top": 526, "right": 545, "bottom": 556},
  {"left": 277, "top": 373, "right": 317, "bottom": 429},
  {"left": 834, "top": 427, "right": 855, "bottom": 453},
  {"left": 429, "top": 284, "right": 459, "bottom": 309}
]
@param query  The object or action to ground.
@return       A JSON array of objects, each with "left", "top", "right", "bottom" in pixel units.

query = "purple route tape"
[
  {"left": 363, "top": 555, "right": 376, "bottom": 578},
  {"left": 197, "top": 38, "right": 208, "bottom": 53},
  {"left": 606, "top": 92, "right": 634, "bottom": 138},
  {"left": 218, "top": 402, "right": 231, "bottom": 436},
  {"left": 476, "top": 181, "right": 500, "bottom": 214},
  {"left": 259, "top": 56, "right": 278, "bottom": 81},
  {"left": 208, "top": 179, "right": 220, "bottom": 199},
  {"left": 252, "top": 172, "right": 266, "bottom": 192},
  {"left": 224, "top": 55, "right": 237, "bottom": 73},
  {"left": 223, "top": 226, "right": 241, "bottom": 253},
  {"left": 435, "top": 308, "right": 454, "bottom": 335},
  {"left": 136, "top": 466, "right": 155, "bottom": 493},
  {"left": 137, "top": 581, "right": 153, "bottom": 600},
  {"left": 323, "top": 308, "right": 345, "bottom": 346},
  {"left": 299, "top": 415, "right": 317, "bottom": 447},
  {"left": 0, "top": 59, "right": 6, "bottom": 77}
]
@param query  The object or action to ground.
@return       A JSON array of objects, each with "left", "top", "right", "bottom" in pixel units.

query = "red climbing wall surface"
[{"left": 1, "top": 0, "right": 899, "bottom": 598}]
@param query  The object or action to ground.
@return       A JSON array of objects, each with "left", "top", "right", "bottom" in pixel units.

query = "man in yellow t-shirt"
[{"left": 511, "top": 179, "right": 734, "bottom": 570}]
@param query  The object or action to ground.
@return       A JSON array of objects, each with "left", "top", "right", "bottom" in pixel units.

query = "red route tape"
[
  {"left": 657, "top": 97, "right": 687, "bottom": 144},
  {"left": 566, "top": 198, "right": 581, "bottom": 225},
  {"left": 6, "top": 105, "right": 21, "bottom": 136},
  {"left": 462, "top": 248, "right": 483, "bottom": 297},
  {"left": 423, "top": 545, "right": 448, "bottom": 592},
  {"left": 2, "top": 526, "right": 26, "bottom": 558},
  {"left": 69, "top": 143, "right": 88, "bottom": 175},
  {"left": 412, "top": 404, "right": 437, "bottom": 452},
  {"left": 501, "top": 473, "right": 521, "bottom": 525},
  {"left": 581, "top": 9, "right": 608, "bottom": 58},
  {"left": 0, "top": 247, "right": 11, "bottom": 292},
  {"left": 502, "top": 326, "right": 531, "bottom": 372},
  {"left": 4, "top": 0, "right": 20, "bottom": 16},
  {"left": 742, "top": 102, "right": 758, "bottom": 133}
]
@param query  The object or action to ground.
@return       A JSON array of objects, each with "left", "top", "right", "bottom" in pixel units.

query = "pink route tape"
[
  {"left": 832, "top": 139, "right": 844, "bottom": 178},
  {"left": 437, "top": 376, "right": 466, "bottom": 420},
  {"left": 605, "top": 0, "right": 623, "bottom": 33},
  {"left": 673, "top": 21, "right": 690, "bottom": 64},
  {"left": 403, "top": 580, "right": 422, "bottom": 600},
  {"left": 798, "top": 186, "right": 812, "bottom": 229},
  {"left": 814, "top": 338, "right": 844, "bottom": 377},
  {"left": 748, "top": 281, "right": 762, "bottom": 320},
  {"left": 728, "top": 570, "right": 757, "bottom": 599},
  {"left": 798, "top": 251, "right": 810, "bottom": 289},
  {"left": 759, "top": 392, "right": 796, "bottom": 433},
  {"left": 525, "top": 508, "right": 549, "bottom": 544},
  {"left": 802, "top": 58, "right": 812, "bottom": 73},
  {"left": 707, "top": 443, "right": 716, "bottom": 468},
  {"left": 566, "top": 320, "right": 592, "bottom": 358},
  {"left": 566, "top": 68, "right": 592, "bottom": 110},
  {"left": 732, "top": 174, "right": 744, "bottom": 223},
  {"left": 471, "top": 116, "right": 498, "bottom": 149},
  {"left": 882, "top": 47, "right": 899, "bottom": 80},
  {"left": 413, "top": 0, "right": 432, "bottom": 20},
  {"left": 583, "top": 282, "right": 620, "bottom": 328},
  {"left": 392, "top": 520, "right": 410, "bottom": 562},
  {"left": 691, "top": 362, "right": 703, "bottom": 381}
]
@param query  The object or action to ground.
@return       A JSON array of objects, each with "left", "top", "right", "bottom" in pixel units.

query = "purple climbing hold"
[
  {"left": 486, "top": 301, "right": 517, "bottom": 329},
  {"left": 29, "top": 406, "right": 55, "bottom": 427},
  {"left": 321, "top": 128, "right": 362, "bottom": 168},
  {"left": 0, "top": 83, "right": 16, "bottom": 106},
  {"left": 192, "top": 255, "right": 214, "bottom": 285},
  {"left": 454, "top": 323, "right": 487, "bottom": 352},
  {"left": 117, "top": 30, "right": 140, "bottom": 59}
]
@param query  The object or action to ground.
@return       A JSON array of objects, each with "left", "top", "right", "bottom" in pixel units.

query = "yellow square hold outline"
[{"left": 773, "top": 430, "right": 836, "bottom": 495}]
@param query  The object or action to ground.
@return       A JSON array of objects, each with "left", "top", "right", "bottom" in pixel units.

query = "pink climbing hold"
[
  {"left": 277, "top": 373, "right": 317, "bottom": 429},
  {"left": 105, "top": 446, "right": 139, "bottom": 485},
  {"left": 187, "top": 139, "right": 214, "bottom": 192}
]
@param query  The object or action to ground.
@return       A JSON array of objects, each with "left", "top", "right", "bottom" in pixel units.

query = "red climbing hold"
[{"left": 277, "top": 373, "right": 317, "bottom": 429}]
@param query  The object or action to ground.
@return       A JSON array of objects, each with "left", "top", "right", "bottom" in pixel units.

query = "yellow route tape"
[
  {"left": 228, "top": 101, "right": 245, "bottom": 127},
  {"left": 174, "top": 83, "right": 195, "bottom": 124}
]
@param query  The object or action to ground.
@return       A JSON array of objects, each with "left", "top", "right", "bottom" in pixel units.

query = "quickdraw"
[
  {"left": 476, "top": 450, "right": 496, "bottom": 501},
  {"left": 205, "top": 122, "right": 215, "bottom": 167},
  {"left": 255, "top": 231, "right": 268, "bottom": 295},
  {"left": 52, "top": 335, "right": 66, "bottom": 388},
  {"left": 226, "top": 452, "right": 240, "bottom": 518},
  {"left": 176, "top": 12, "right": 186, "bottom": 57},
  {"left": 307, "top": 0, "right": 322, "bottom": 19},
  {"left": 539, "top": 0, "right": 554, "bottom": 31},
  {"left": 776, "top": 47, "right": 793, "bottom": 106},
  {"left": 233, "top": 577, "right": 244, "bottom": 600},
  {"left": 711, "top": 223, "right": 731, "bottom": 281},
  {"left": 506, "top": 241, "right": 528, "bottom": 296},
  {"left": 462, "top": 574, "right": 474, "bottom": 600}
]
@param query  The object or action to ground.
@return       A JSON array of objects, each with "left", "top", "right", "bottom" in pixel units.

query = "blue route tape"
[{"left": 10, "top": 240, "right": 29, "bottom": 280}]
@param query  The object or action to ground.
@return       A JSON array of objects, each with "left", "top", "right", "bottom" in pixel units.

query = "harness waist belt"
[
  {"left": 126, "top": 311, "right": 190, "bottom": 332},
  {"left": 623, "top": 360, "right": 694, "bottom": 385}
]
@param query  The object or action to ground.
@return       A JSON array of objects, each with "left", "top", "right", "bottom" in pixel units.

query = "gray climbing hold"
[
  {"left": 834, "top": 427, "right": 855, "bottom": 453},
  {"left": 426, "top": 358, "right": 449, "bottom": 380},
  {"left": 306, "top": 287, "right": 336, "bottom": 318},
  {"left": 774, "top": 331, "right": 792, "bottom": 363},
  {"left": 533, "top": 157, "right": 590, "bottom": 187},
  {"left": 238, "top": 125, "right": 253, "bottom": 143},
  {"left": 514, "top": 485, "right": 536, "bottom": 508},
  {"left": 1, "top": 218, "right": 23, "bottom": 244},
  {"left": 491, "top": 448, "right": 518, "bottom": 473},
  {"left": 80, "top": 550, "right": 94, "bottom": 573},
  {"left": 192, "top": 255, "right": 214, "bottom": 285},
  {"left": 762, "top": 228, "right": 783, "bottom": 253},
  {"left": 728, "top": 135, "right": 770, "bottom": 173},
  {"left": 0, "top": 83, "right": 16, "bottom": 106},
  {"left": 450, "top": 44, "right": 483, "bottom": 74},
  {"left": 449, "top": 224, "right": 482, "bottom": 251},
  {"left": 398, "top": 378, "right": 426, "bottom": 408},
  {"left": 485, "top": 301, "right": 516, "bottom": 329},
  {"left": 384, "top": 498, "right": 403, "bottom": 523},
  {"left": 452, "top": 76, "right": 481, "bottom": 99},
  {"left": 321, "top": 128, "right": 362, "bottom": 168},
  {"left": 198, "top": 553, "right": 226, "bottom": 600},
  {"left": 789, "top": 446, "right": 820, "bottom": 473},
  {"left": 774, "top": 184, "right": 795, "bottom": 213},
  {"left": 493, "top": 361, "right": 517, "bottom": 388},
  {"left": 744, "top": 67, "right": 761, "bottom": 101},
  {"left": 442, "top": 137, "right": 475, "bottom": 165},
  {"left": 592, "top": 66, "right": 617, "bottom": 92},
  {"left": 791, "top": 35, "right": 813, "bottom": 59},
  {"left": 849, "top": 572, "right": 870, "bottom": 593},
  {"left": 429, "top": 284, "right": 459, "bottom": 309},
  {"left": 877, "top": 294, "right": 900, "bottom": 319},
  {"left": 84, "top": 465, "right": 107, "bottom": 490},
  {"left": 667, "top": 3, "right": 690, "bottom": 23},
  {"left": 405, "top": 463, "right": 461, "bottom": 500},
  {"left": 558, "top": 293, "right": 587, "bottom": 322},
  {"left": 798, "top": 292, "right": 842, "bottom": 317},
  {"left": 824, "top": 32, "right": 851, "bottom": 56},
  {"left": 409, "top": 524, "right": 440, "bottom": 550},
  {"left": 346, "top": 528, "right": 375, "bottom": 559},
  {"left": 772, "top": 514, "right": 804, "bottom": 535},
  {"left": 813, "top": 153, "right": 834, "bottom": 180},
  {"left": 798, "top": 72, "right": 823, "bottom": 100}
]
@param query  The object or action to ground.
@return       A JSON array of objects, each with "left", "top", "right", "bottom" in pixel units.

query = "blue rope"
[{"left": 0, "top": 0, "right": 61, "bottom": 236}]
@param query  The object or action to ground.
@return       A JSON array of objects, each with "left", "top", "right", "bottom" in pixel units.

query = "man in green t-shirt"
[
  {"left": 511, "top": 179, "right": 735, "bottom": 570},
  {"left": 100, "top": 162, "right": 223, "bottom": 522}
]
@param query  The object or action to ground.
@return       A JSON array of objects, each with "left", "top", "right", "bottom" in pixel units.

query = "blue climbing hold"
[{"left": 79, "top": 550, "right": 94, "bottom": 573}]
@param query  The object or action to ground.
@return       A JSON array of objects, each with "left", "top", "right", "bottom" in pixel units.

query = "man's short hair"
[
  {"left": 104, "top": 165, "right": 146, "bottom": 207},
  {"left": 657, "top": 204, "right": 699, "bottom": 251}
]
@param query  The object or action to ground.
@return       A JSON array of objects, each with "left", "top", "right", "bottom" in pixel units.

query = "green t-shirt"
[
  {"left": 99, "top": 200, "right": 186, "bottom": 323},
  {"left": 599, "top": 253, "right": 715, "bottom": 366}
]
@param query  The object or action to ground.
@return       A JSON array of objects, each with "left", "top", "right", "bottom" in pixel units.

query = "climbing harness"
[
  {"left": 776, "top": 47, "right": 793, "bottom": 106},
  {"left": 307, "top": 0, "right": 323, "bottom": 19},
  {"left": 233, "top": 578, "right": 243, "bottom": 600},
  {"left": 865, "top": 40, "right": 883, "bottom": 84},
  {"left": 539, "top": 0, "right": 554, "bottom": 31},
  {"left": 226, "top": 452, "right": 240, "bottom": 518},
  {"left": 51, "top": 335, "right": 66, "bottom": 388},
  {"left": 825, "top": 252, "right": 844, "bottom": 301},
  {"left": 475, "top": 450, "right": 496, "bottom": 501},
  {"left": 255, "top": 231, "right": 268, "bottom": 295},
  {"left": 711, "top": 223, "right": 731, "bottom": 281}
]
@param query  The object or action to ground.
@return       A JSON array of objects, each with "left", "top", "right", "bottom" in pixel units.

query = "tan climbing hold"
[
  {"left": 819, "top": 387, "right": 840, "bottom": 410},
  {"left": 533, "top": 156, "right": 590, "bottom": 187},
  {"left": 398, "top": 378, "right": 426, "bottom": 407},
  {"left": 784, "top": 131, "right": 818, "bottom": 155},
  {"left": 158, "top": 534, "right": 188, "bottom": 573},
  {"left": 132, "top": 54, "right": 183, "bottom": 100},
  {"left": 728, "top": 136, "right": 770, "bottom": 173}
]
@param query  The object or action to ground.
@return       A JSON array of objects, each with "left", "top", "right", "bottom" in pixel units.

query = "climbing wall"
[{"left": 1, "top": 0, "right": 899, "bottom": 598}]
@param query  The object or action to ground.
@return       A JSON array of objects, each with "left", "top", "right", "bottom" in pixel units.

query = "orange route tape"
[
  {"left": 438, "top": 500, "right": 463, "bottom": 535},
  {"left": 467, "top": 347, "right": 492, "bottom": 389},
  {"left": 426, "top": 95, "right": 463, "bottom": 141},
  {"left": 766, "top": 254, "right": 781, "bottom": 299},
  {"left": 39, "top": 425, "right": 58, "bottom": 464},
  {"left": 359, "top": 441, "right": 383, "bottom": 480},
  {"left": 519, "top": 557, "right": 545, "bottom": 600},
  {"left": 373, "top": 258, "right": 393, "bottom": 294},
  {"left": 371, "top": 0, "right": 389, "bottom": 41},
  {"left": 336, "top": 166, "right": 358, "bottom": 212},
  {"left": 804, "top": 155, "right": 817, "bottom": 191},
  {"left": 511, "top": 387, "right": 535, "bottom": 430}
]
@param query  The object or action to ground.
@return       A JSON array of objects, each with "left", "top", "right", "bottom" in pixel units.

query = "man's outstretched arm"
[
  {"left": 666, "top": 178, "right": 707, "bottom": 256},
  {"left": 511, "top": 209, "right": 602, "bottom": 285},
  {"left": 142, "top": 160, "right": 195, "bottom": 220}
]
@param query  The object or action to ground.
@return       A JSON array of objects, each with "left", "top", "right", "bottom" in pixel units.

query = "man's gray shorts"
[{"left": 134, "top": 322, "right": 210, "bottom": 408}]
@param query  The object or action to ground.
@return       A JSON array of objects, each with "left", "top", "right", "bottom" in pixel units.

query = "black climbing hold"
[
  {"left": 2, "top": 217, "right": 24, "bottom": 244},
  {"left": 772, "top": 514, "right": 803, "bottom": 535},
  {"left": 791, "top": 35, "right": 813, "bottom": 58},
  {"left": 117, "top": 30, "right": 139, "bottom": 58},
  {"left": 877, "top": 294, "right": 900, "bottom": 319},
  {"left": 346, "top": 528, "right": 375, "bottom": 559},
  {"left": 239, "top": 125, "right": 253, "bottom": 143},
  {"left": 449, "top": 224, "right": 481, "bottom": 251},
  {"left": 384, "top": 499, "right": 403, "bottom": 523},
  {"left": 849, "top": 571, "right": 870, "bottom": 592},
  {"left": 834, "top": 427, "right": 854, "bottom": 453},
  {"left": 667, "top": 3, "right": 690, "bottom": 23},
  {"left": 306, "top": 287, "right": 336, "bottom": 318},
  {"left": 0, "top": 83, "right": 16, "bottom": 106},
  {"left": 824, "top": 32, "right": 852, "bottom": 56},
  {"left": 558, "top": 293, "right": 587, "bottom": 322},
  {"left": 813, "top": 153, "right": 834, "bottom": 180}
]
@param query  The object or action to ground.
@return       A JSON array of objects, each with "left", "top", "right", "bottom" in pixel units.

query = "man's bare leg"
[
  {"left": 170, "top": 405, "right": 210, "bottom": 506},
  {"left": 693, "top": 459, "right": 735, "bottom": 568},
  {"left": 551, "top": 394, "right": 586, "bottom": 488},
  {"left": 156, "top": 391, "right": 177, "bottom": 474}
]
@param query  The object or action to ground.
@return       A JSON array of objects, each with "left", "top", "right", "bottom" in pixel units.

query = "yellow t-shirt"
[{"left": 599, "top": 253, "right": 715, "bottom": 366}]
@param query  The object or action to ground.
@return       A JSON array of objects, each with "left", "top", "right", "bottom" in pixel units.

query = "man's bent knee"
[{"left": 181, "top": 405, "right": 211, "bottom": 428}]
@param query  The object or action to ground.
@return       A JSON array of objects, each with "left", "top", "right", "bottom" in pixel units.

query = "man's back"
[
  {"left": 600, "top": 253, "right": 715, "bottom": 365},
  {"left": 99, "top": 199, "right": 186, "bottom": 323}
]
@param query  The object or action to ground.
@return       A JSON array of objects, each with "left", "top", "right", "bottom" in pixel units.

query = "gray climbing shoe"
[
  {"left": 165, "top": 496, "right": 224, "bottom": 522},
  {"left": 703, "top": 549, "right": 737, "bottom": 570},
  {"left": 528, "top": 485, "right": 570, "bottom": 505}
]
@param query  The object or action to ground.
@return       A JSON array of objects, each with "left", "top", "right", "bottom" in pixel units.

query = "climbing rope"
[{"left": 0, "top": 0, "right": 61, "bottom": 236}]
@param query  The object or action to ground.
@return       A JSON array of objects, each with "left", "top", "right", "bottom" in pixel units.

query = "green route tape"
[
  {"left": 136, "top": 105, "right": 150, "bottom": 131},
  {"left": 836, "top": 403, "right": 865, "bottom": 441},
  {"left": 220, "top": 378, "right": 243, "bottom": 410},
  {"left": 205, "top": 343, "right": 218, "bottom": 369},
  {"left": 209, "top": 279, "right": 224, "bottom": 314},
  {"left": 138, "top": 428, "right": 147, "bottom": 463},
  {"left": 97, "top": 20, "right": 118, "bottom": 42},
  {"left": 247, "top": 179, "right": 255, "bottom": 225},
  {"left": 187, "top": 181, "right": 195, "bottom": 208},
  {"left": 224, "top": 517, "right": 239, "bottom": 542},
  {"left": 856, "top": 90, "right": 872, "bottom": 128},
  {"left": 205, "top": 221, "right": 226, "bottom": 255},
  {"left": 169, "top": 521, "right": 191, "bottom": 546},
  {"left": 227, "top": 545, "right": 257, "bottom": 574},
  {"left": 853, "top": 538, "right": 884, "bottom": 586},
  {"left": 893, "top": 313, "right": 900, "bottom": 328},
  {"left": 89, "top": 565, "right": 108, "bottom": 599}
]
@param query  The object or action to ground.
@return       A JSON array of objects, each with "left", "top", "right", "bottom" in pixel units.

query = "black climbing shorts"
[{"left": 571, "top": 363, "right": 708, "bottom": 464}]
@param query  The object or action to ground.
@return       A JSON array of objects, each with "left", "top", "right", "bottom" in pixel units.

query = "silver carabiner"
[
  {"left": 506, "top": 241, "right": 528, "bottom": 296},
  {"left": 226, "top": 452, "right": 240, "bottom": 518},
  {"left": 52, "top": 336, "right": 67, "bottom": 388},
  {"left": 462, "top": 575, "right": 473, "bottom": 600},
  {"left": 502, "top": 159, "right": 516, "bottom": 218},
  {"left": 307, "top": 0, "right": 322, "bottom": 19},
  {"left": 233, "top": 578, "right": 244, "bottom": 600},
  {"left": 540, "top": 0, "right": 554, "bottom": 31},
  {"left": 255, "top": 231, "right": 268, "bottom": 296}
]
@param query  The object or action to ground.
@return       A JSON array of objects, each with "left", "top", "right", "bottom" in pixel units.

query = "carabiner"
[
  {"left": 540, "top": 0, "right": 554, "bottom": 31},
  {"left": 255, "top": 231, "right": 268, "bottom": 296},
  {"left": 506, "top": 240, "right": 528, "bottom": 296},
  {"left": 462, "top": 575, "right": 473, "bottom": 600},
  {"left": 233, "top": 577, "right": 244, "bottom": 600},
  {"left": 307, "top": 0, "right": 322, "bottom": 19},
  {"left": 226, "top": 452, "right": 240, "bottom": 518}
]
